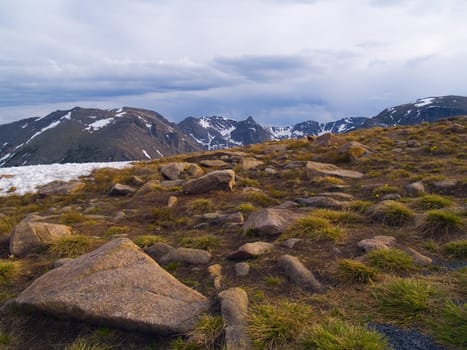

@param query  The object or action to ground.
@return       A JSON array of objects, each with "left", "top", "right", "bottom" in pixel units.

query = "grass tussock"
[
  {"left": 248, "top": 301, "right": 312, "bottom": 349},
  {"left": 335, "top": 259, "right": 379, "bottom": 285},
  {"left": 431, "top": 301, "right": 467, "bottom": 348},
  {"left": 422, "top": 210, "right": 464, "bottom": 237},
  {"left": 179, "top": 234, "right": 220, "bottom": 251},
  {"left": 48, "top": 234, "right": 94, "bottom": 258},
  {"left": 373, "top": 278, "right": 438, "bottom": 326},
  {"left": 237, "top": 202, "right": 256, "bottom": 214},
  {"left": 64, "top": 337, "right": 111, "bottom": 350},
  {"left": 132, "top": 234, "right": 165, "bottom": 248},
  {"left": 300, "top": 319, "right": 390, "bottom": 350},
  {"left": 442, "top": 239, "right": 467, "bottom": 260},
  {"left": 0, "top": 260, "right": 19, "bottom": 285},
  {"left": 188, "top": 198, "right": 214, "bottom": 214},
  {"left": 417, "top": 194, "right": 452, "bottom": 210},
  {"left": 368, "top": 201, "right": 413, "bottom": 226},
  {"left": 367, "top": 248, "right": 415, "bottom": 274},
  {"left": 347, "top": 200, "right": 373, "bottom": 213},
  {"left": 284, "top": 215, "right": 345, "bottom": 242},
  {"left": 312, "top": 209, "right": 362, "bottom": 225}
]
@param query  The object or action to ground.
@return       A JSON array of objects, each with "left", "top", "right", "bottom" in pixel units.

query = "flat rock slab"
[
  {"left": 15, "top": 238, "right": 209, "bottom": 334},
  {"left": 243, "top": 208, "right": 299, "bottom": 236},
  {"left": 159, "top": 247, "right": 211, "bottom": 265},
  {"left": 10, "top": 221, "right": 72, "bottom": 257},
  {"left": 227, "top": 241, "right": 274, "bottom": 260},
  {"left": 295, "top": 196, "right": 344, "bottom": 209},
  {"left": 306, "top": 161, "right": 363, "bottom": 179},
  {"left": 109, "top": 183, "right": 136, "bottom": 196},
  {"left": 183, "top": 170, "right": 235, "bottom": 194},
  {"left": 278, "top": 255, "right": 322, "bottom": 291}
]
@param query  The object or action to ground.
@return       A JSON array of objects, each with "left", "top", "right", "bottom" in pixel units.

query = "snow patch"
[
  {"left": 414, "top": 97, "right": 435, "bottom": 107},
  {"left": 142, "top": 149, "right": 151, "bottom": 159},
  {"left": 85, "top": 118, "right": 114, "bottom": 132},
  {"left": 199, "top": 118, "right": 210, "bottom": 128},
  {"left": 21, "top": 123, "right": 28, "bottom": 129},
  {"left": 156, "top": 149, "right": 164, "bottom": 157},
  {"left": 61, "top": 111, "right": 72, "bottom": 120},
  {"left": 0, "top": 162, "right": 131, "bottom": 196}
]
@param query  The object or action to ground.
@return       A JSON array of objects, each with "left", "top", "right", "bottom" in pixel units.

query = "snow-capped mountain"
[
  {"left": 177, "top": 115, "right": 271, "bottom": 150},
  {"left": 364, "top": 95, "right": 467, "bottom": 127},
  {"left": 0, "top": 107, "right": 201, "bottom": 167}
]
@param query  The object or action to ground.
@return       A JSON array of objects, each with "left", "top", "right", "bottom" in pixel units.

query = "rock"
[
  {"left": 280, "top": 238, "right": 302, "bottom": 249},
  {"left": 235, "top": 262, "right": 250, "bottom": 277},
  {"left": 201, "top": 212, "right": 244, "bottom": 226},
  {"left": 227, "top": 242, "right": 274, "bottom": 260},
  {"left": 144, "top": 243, "right": 175, "bottom": 261},
  {"left": 167, "top": 196, "right": 178, "bottom": 208},
  {"left": 109, "top": 183, "right": 136, "bottom": 196},
  {"left": 208, "top": 264, "right": 222, "bottom": 290},
  {"left": 38, "top": 180, "right": 86, "bottom": 196},
  {"left": 295, "top": 196, "right": 344, "bottom": 209},
  {"left": 357, "top": 235, "right": 396, "bottom": 252},
  {"left": 160, "top": 162, "right": 204, "bottom": 180},
  {"left": 136, "top": 180, "right": 161, "bottom": 195},
  {"left": 431, "top": 178, "right": 458, "bottom": 193},
  {"left": 53, "top": 258, "right": 74, "bottom": 268},
  {"left": 277, "top": 201, "right": 300, "bottom": 209},
  {"left": 278, "top": 255, "right": 322, "bottom": 291},
  {"left": 10, "top": 221, "right": 73, "bottom": 257},
  {"left": 160, "top": 180, "right": 184, "bottom": 189},
  {"left": 337, "top": 142, "right": 371, "bottom": 161},
  {"left": 218, "top": 288, "right": 251, "bottom": 350},
  {"left": 159, "top": 247, "right": 211, "bottom": 265},
  {"left": 129, "top": 176, "right": 145, "bottom": 186},
  {"left": 306, "top": 161, "right": 363, "bottom": 179},
  {"left": 265, "top": 167, "right": 277, "bottom": 175},
  {"left": 382, "top": 193, "right": 402, "bottom": 201},
  {"left": 284, "top": 161, "right": 306, "bottom": 169},
  {"left": 15, "top": 238, "right": 209, "bottom": 334},
  {"left": 407, "top": 140, "right": 421, "bottom": 147},
  {"left": 320, "top": 192, "right": 354, "bottom": 200},
  {"left": 113, "top": 210, "right": 126, "bottom": 221},
  {"left": 405, "top": 181, "right": 425, "bottom": 196},
  {"left": 243, "top": 208, "right": 299, "bottom": 236},
  {"left": 313, "top": 133, "right": 346, "bottom": 147},
  {"left": 200, "top": 159, "right": 229, "bottom": 168},
  {"left": 406, "top": 247, "right": 432, "bottom": 265},
  {"left": 241, "top": 158, "right": 264, "bottom": 170},
  {"left": 183, "top": 170, "right": 236, "bottom": 194}
]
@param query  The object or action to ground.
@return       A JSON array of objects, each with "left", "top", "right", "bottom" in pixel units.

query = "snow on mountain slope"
[{"left": 0, "top": 162, "right": 131, "bottom": 196}]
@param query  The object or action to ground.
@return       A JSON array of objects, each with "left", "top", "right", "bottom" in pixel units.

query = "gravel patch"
[{"left": 370, "top": 324, "right": 445, "bottom": 350}]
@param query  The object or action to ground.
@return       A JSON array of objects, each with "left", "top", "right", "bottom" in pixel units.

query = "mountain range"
[{"left": 1, "top": 95, "right": 466, "bottom": 166}]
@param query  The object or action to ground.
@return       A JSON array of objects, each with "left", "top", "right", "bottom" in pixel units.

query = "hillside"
[
  {"left": 0, "top": 117, "right": 466, "bottom": 350},
  {"left": 0, "top": 107, "right": 201, "bottom": 167}
]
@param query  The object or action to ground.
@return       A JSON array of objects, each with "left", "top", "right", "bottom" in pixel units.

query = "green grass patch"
[
  {"left": 179, "top": 234, "right": 220, "bottom": 251},
  {"left": 284, "top": 215, "right": 345, "bottom": 242},
  {"left": 442, "top": 240, "right": 467, "bottom": 259},
  {"left": 133, "top": 234, "right": 165, "bottom": 248},
  {"left": 312, "top": 209, "right": 362, "bottom": 225},
  {"left": 103, "top": 226, "right": 130, "bottom": 237},
  {"left": 367, "top": 248, "right": 415, "bottom": 274},
  {"left": 60, "top": 211, "right": 88, "bottom": 225},
  {"left": 422, "top": 210, "right": 464, "bottom": 237},
  {"left": 368, "top": 201, "right": 413, "bottom": 226},
  {"left": 417, "top": 194, "right": 452, "bottom": 210},
  {"left": 373, "top": 278, "right": 438, "bottom": 326},
  {"left": 188, "top": 315, "right": 225, "bottom": 350},
  {"left": 188, "top": 198, "right": 214, "bottom": 214},
  {"left": 237, "top": 202, "right": 256, "bottom": 214},
  {"left": 0, "top": 215, "right": 18, "bottom": 235},
  {"left": 248, "top": 301, "right": 313, "bottom": 350},
  {"left": 48, "top": 234, "right": 94, "bottom": 258},
  {"left": 300, "top": 319, "right": 390, "bottom": 350},
  {"left": 431, "top": 301, "right": 467, "bottom": 348},
  {"left": 348, "top": 200, "right": 373, "bottom": 213},
  {"left": 0, "top": 331, "right": 12, "bottom": 346},
  {"left": 64, "top": 337, "right": 110, "bottom": 350},
  {"left": 0, "top": 260, "right": 17, "bottom": 285},
  {"left": 335, "top": 259, "right": 379, "bottom": 285}
]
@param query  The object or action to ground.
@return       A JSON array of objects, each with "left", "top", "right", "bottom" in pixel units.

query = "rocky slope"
[
  {"left": 0, "top": 107, "right": 201, "bottom": 167},
  {"left": 0, "top": 117, "right": 465, "bottom": 349}
]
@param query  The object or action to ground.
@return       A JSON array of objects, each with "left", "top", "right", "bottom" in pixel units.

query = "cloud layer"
[{"left": 1, "top": 0, "right": 467, "bottom": 125}]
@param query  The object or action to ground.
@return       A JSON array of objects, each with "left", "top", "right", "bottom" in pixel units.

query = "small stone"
[
  {"left": 109, "top": 183, "right": 136, "bottom": 196},
  {"left": 144, "top": 243, "right": 175, "bottom": 261},
  {"left": 357, "top": 239, "right": 390, "bottom": 252},
  {"left": 406, "top": 247, "right": 432, "bottom": 266},
  {"left": 278, "top": 255, "right": 322, "bottom": 291},
  {"left": 159, "top": 247, "right": 211, "bottom": 265},
  {"left": 265, "top": 167, "right": 277, "bottom": 175},
  {"left": 208, "top": 264, "right": 223, "bottom": 290},
  {"left": 382, "top": 194, "right": 402, "bottom": 201},
  {"left": 227, "top": 242, "right": 274, "bottom": 260},
  {"left": 280, "top": 238, "right": 302, "bottom": 249},
  {"left": 167, "top": 196, "right": 178, "bottom": 208},
  {"left": 243, "top": 208, "right": 300, "bottom": 236},
  {"left": 405, "top": 181, "right": 425, "bottom": 196},
  {"left": 200, "top": 159, "right": 229, "bottom": 168},
  {"left": 373, "top": 235, "right": 396, "bottom": 245},
  {"left": 235, "top": 262, "right": 250, "bottom": 277},
  {"left": 295, "top": 196, "right": 344, "bottom": 209}
]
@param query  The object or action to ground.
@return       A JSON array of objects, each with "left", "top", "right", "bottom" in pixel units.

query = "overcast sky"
[{"left": 1, "top": 0, "right": 467, "bottom": 125}]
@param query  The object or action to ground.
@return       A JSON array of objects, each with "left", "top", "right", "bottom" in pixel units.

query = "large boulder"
[
  {"left": 313, "top": 133, "right": 346, "bottom": 147},
  {"left": 183, "top": 170, "right": 235, "bottom": 194},
  {"left": 160, "top": 162, "right": 203, "bottom": 180},
  {"left": 337, "top": 142, "right": 371, "bottom": 162},
  {"left": 10, "top": 220, "right": 72, "bottom": 257},
  {"left": 243, "top": 208, "right": 299, "bottom": 236},
  {"left": 15, "top": 238, "right": 209, "bottom": 334},
  {"left": 306, "top": 161, "right": 363, "bottom": 179}
]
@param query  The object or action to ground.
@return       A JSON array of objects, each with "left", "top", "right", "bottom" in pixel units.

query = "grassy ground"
[{"left": 0, "top": 117, "right": 465, "bottom": 349}]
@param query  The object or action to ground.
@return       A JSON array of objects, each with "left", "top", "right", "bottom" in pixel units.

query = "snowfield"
[{"left": 0, "top": 162, "right": 131, "bottom": 196}]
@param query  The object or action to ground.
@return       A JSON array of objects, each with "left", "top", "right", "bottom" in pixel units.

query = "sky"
[{"left": 1, "top": 0, "right": 467, "bottom": 126}]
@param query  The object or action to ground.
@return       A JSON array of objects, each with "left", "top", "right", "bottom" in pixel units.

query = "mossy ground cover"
[{"left": 0, "top": 117, "right": 466, "bottom": 349}]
